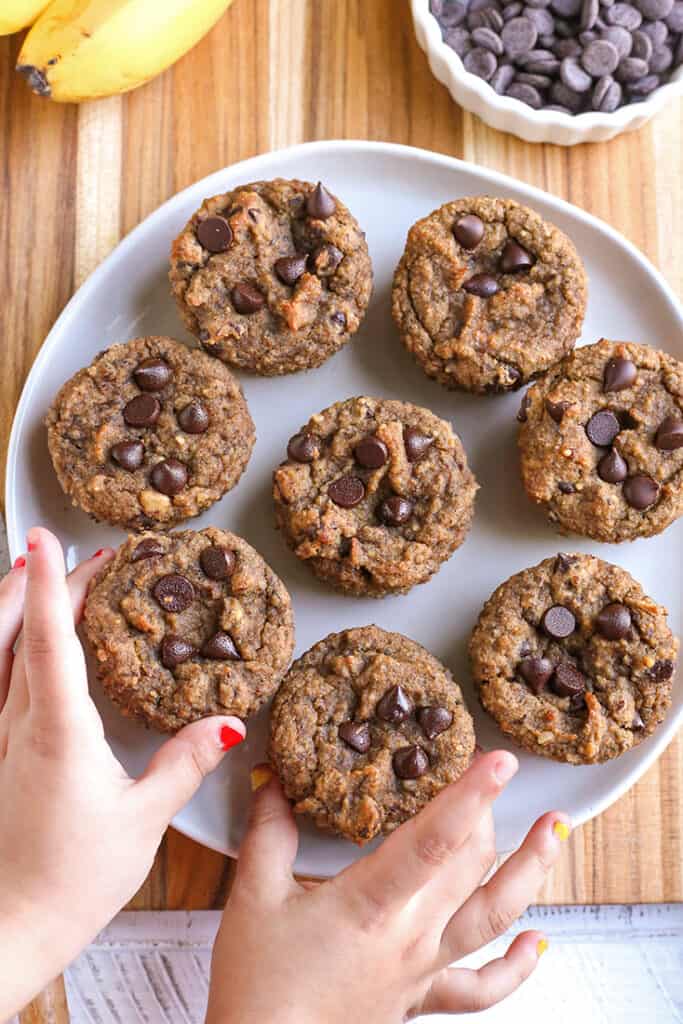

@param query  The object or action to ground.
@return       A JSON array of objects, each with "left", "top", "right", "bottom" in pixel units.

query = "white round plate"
[{"left": 7, "top": 141, "right": 682, "bottom": 877}]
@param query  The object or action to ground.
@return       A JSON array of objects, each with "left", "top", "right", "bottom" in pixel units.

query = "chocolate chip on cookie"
[
  {"left": 231, "top": 283, "right": 266, "bottom": 315},
  {"left": 111, "top": 440, "right": 144, "bottom": 471},
  {"left": 202, "top": 631, "right": 241, "bottom": 660},
  {"left": 153, "top": 573, "right": 195, "bottom": 613},
  {"left": 150, "top": 458, "right": 188, "bottom": 495},
  {"left": 453, "top": 214, "right": 485, "bottom": 249},
  {"left": 542, "top": 604, "right": 576, "bottom": 638},
  {"left": 551, "top": 662, "right": 587, "bottom": 697},
  {"left": 596, "top": 602, "right": 632, "bottom": 640},
  {"left": 134, "top": 358, "right": 173, "bottom": 391},
  {"left": 519, "top": 656, "right": 555, "bottom": 693},
  {"left": 603, "top": 356, "right": 637, "bottom": 392},
  {"left": 177, "top": 400, "right": 209, "bottom": 434},
  {"left": 287, "top": 432, "right": 319, "bottom": 463},
  {"left": 393, "top": 745, "right": 429, "bottom": 779},
  {"left": 275, "top": 254, "right": 308, "bottom": 286},
  {"left": 131, "top": 537, "right": 166, "bottom": 562},
  {"left": 417, "top": 705, "right": 453, "bottom": 739},
  {"left": 161, "top": 635, "right": 195, "bottom": 669},
  {"left": 306, "top": 182, "right": 336, "bottom": 220},
  {"left": 377, "top": 684, "right": 413, "bottom": 724},
  {"left": 586, "top": 409, "right": 620, "bottom": 446},
  {"left": 123, "top": 393, "right": 161, "bottom": 428},
  {"left": 597, "top": 448, "right": 628, "bottom": 483},
  {"left": 378, "top": 496, "right": 413, "bottom": 526},
  {"left": 464, "top": 272, "right": 499, "bottom": 297},
  {"left": 404, "top": 427, "right": 434, "bottom": 463},
  {"left": 623, "top": 473, "right": 659, "bottom": 509},
  {"left": 655, "top": 416, "right": 683, "bottom": 450},
  {"left": 196, "top": 216, "right": 233, "bottom": 253},
  {"left": 328, "top": 475, "right": 365, "bottom": 508},
  {"left": 500, "top": 240, "right": 534, "bottom": 273},
  {"left": 338, "top": 721, "right": 372, "bottom": 753},
  {"left": 354, "top": 435, "right": 389, "bottom": 469},
  {"left": 200, "top": 545, "right": 236, "bottom": 581}
]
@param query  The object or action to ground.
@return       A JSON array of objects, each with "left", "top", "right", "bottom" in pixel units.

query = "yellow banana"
[
  {"left": 0, "top": 0, "right": 50, "bottom": 35},
  {"left": 16, "top": 0, "right": 234, "bottom": 102}
]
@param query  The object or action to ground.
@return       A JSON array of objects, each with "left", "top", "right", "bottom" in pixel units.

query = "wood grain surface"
[{"left": 1, "top": 0, "right": 682, "bottom": 911}]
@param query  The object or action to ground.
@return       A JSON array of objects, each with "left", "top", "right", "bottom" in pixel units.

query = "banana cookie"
[
  {"left": 169, "top": 178, "right": 373, "bottom": 376},
  {"left": 269, "top": 626, "right": 475, "bottom": 844},
  {"left": 84, "top": 528, "right": 295, "bottom": 733},
  {"left": 469, "top": 553, "right": 678, "bottom": 765},
  {"left": 272, "top": 396, "right": 478, "bottom": 597},
  {"left": 47, "top": 336, "right": 255, "bottom": 531},
  {"left": 392, "top": 196, "right": 587, "bottom": 394},
  {"left": 518, "top": 339, "right": 683, "bottom": 541}
]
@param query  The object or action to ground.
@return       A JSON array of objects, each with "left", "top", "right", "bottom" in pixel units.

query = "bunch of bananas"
[{"left": 3, "top": 0, "right": 235, "bottom": 102}]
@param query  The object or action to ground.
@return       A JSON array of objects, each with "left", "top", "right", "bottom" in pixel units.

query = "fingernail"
[
  {"left": 92, "top": 548, "right": 105, "bottom": 558},
  {"left": 536, "top": 937, "right": 548, "bottom": 957},
  {"left": 250, "top": 764, "right": 274, "bottom": 792},
  {"left": 13, "top": 556, "right": 26, "bottom": 570},
  {"left": 27, "top": 540, "right": 37, "bottom": 552},
  {"left": 493, "top": 752, "right": 518, "bottom": 784},
  {"left": 553, "top": 821, "right": 571, "bottom": 841},
  {"left": 220, "top": 725, "right": 244, "bottom": 751}
]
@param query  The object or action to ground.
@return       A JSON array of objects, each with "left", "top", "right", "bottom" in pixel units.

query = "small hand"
[
  {"left": 0, "top": 528, "right": 246, "bottom": 1020},
  {"left": 207, "top": 754, "right": 569, "bottom": 1023}
]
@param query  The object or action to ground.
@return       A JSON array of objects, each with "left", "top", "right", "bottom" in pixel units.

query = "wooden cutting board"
[{"left": 1, "top": 0, "right": 682, "bottom": 927}]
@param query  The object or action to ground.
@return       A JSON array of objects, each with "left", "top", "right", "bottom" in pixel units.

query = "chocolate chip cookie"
[
  {"left": 46, "top": 336, "right": 255, "bottom": 531},
  {"left": 469, "top": 553, "right": 678, "bottom": 764},
  {"left": 272, "top": 397, "right": 478, "bottom": 597},
  {"left": 169, "top": 178, "right": 373, "bottom": 376},
  {"left": 83, "top": 528, "right": 295, "bottom": 733},
  {"left": 518, "top": 338, "right": 683, "bottom": 541},
  {"left": 392, "top": 196, "right": 587, "bottom": 393},
  {"left": 269, "top": 626, "right": 475, "bottom": 843}
]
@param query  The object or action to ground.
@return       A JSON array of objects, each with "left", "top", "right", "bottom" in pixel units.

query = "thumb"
[
  {"left": 135, "top": 715, "right": 246, "bottom": 827},
  {"left": 234, "top": 764, "right": 299, "bottom": 901}
]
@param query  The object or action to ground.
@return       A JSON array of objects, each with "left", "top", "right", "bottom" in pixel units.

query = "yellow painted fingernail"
[
  {"left": 553, "top": 821, "right": 571, "bottom": 841},
  {"left": 537, "top": 938, "right": 549, "bottom": 957},
  {"left": 250, "top": 765, "right": 274, "bottom": 792}
]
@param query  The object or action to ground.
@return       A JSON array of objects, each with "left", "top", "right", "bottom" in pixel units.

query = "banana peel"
[{"left": 0, "top": 0, "right": 50, "bottom": 35}]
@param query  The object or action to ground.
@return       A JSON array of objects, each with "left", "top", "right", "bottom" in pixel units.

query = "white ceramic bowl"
[{"left": 411, "top": 0, "right": 683, "bottom": 145}]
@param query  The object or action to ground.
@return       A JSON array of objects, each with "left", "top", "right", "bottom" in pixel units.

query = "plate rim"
[{"left": 6, "top": 139, "right": 683, "bottom": 868}]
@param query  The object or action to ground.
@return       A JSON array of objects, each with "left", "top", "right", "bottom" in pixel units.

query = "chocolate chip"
[
  {"left": 558, "top": 481, "right": 575, "bottom": 493},
  {"left": 310, "top": 244, "right": 344, "bottom": 276},
  {"left": 500, "top": 240, "right": 535, "bottom": 272},
  {"left": 464, "top": 272, "right": 499, "bottom": 297},
  {"left": 519, "top": 656, "right": 555, "bottom": 693},
  {"left": 274, "top": 254, "right": 308, "bottom": 286},
  {"left": 597, "top": 448, "right": 628, "bottom": 482},
  {"left": 472, "top": 21, "right": 505, "bottom": 47},
  {"left": 602, "top": 24, "right": 634, "bottom": 57},
  {"left": 616, "top": 55, "right": 649, "bottom": 80},
  {"left": 585, "top": 409, "right": 620, "bottom": 446},
  {"left": 623, "top": 474, "right": 659, "bottom": 509},
  {"left": 492, "top": 62, "right": 517, "bottom": 92},
  {"left": 134, "top": 358, "right": 172, "bottom": 392},
  {"left": 502, "top": 15, "right": 539, "bottom": 55},
  {"left": 545, "top": 398, "right": 571, "bottom": 423},
  {"left": 596, "top": 602, "right": 632, "bottom": 639},
  {"left": 150, "top": 459, "right": 188, "bottom": 495},
  {"left": 111, "top": 440, "right": 144, "bottom": 470},
  {"left": 338, "top": 721, "right": 371, "bottom": 753},
  {"left": 131, "top": 538, "right": 166, "bottom": 562},
  {"left": 378, "top": 496, "right": 414, "bottom": 526},
  {"left": 464, "top": 45, "right": 498, "bottom": 79},
  {"left": 177, "top": 400, "right": 209, "bottom": 434},
  {"left": 354, "top": 435, "right": 389, "bottom": 469},
  {"left": 231, "top": 283, "right": 266, "bottom": 314},
  {"left": 638, "top": 0, "right": 674, "bottom": 15},
  {"left": 655, "top": 416, "right": 683, "bottom": 450},
  {"left": 377, "top": 685, "right": 413, "bottom": 724},
  {"left": 551, "top": 663, "right": 586, "bottom": 697},
  {"left": 201, "top": 631, "right": 240, "bottom": 660},
  {"left": 453, "top": 213, "right": 485, "bottom": 248},
  {"left": 161, "top": 636, "right": 195, "bottom": 669},
  {"left": 196, "top": 216, "right": 233, "bottom": 253},
  {"left": 153, "top": 574, "right": 195, "bottom": 613},
  {"left": 306, "top": 182, "right": 336, "bottom": 219},
  {"left": 606, "top": 2, "right": 643, "bottom": 28},
  {"left": 648, "top": 658, "right": 674, "bottom": 680},
  {"left": 393, "top": 745, "right": 429, "bottom": 780},
  {"left": 200, "top": 545, "right": 236, "bottom": 581},
  {"left": 554, "top": 552, "right": 575, "bottom": 572},
  {"left": 631, "top": 28, "right": 653, "bottom": 60},
  {"left": 603, "top": 356, "right": 637, "bottom": 392},
  {"left": 542, "top": 604, "right": 576, "bottom": 638},
  {"left": 631, "top": 710, "right": 645, "bottom": 729},
  {"left": 649, "top": 43, "right": 673, "bottom": 72},
  {"left": 330, "top": 311, "right": 347, "bottom": 330},
  {"left": 595, "top": 78, "right": 623, "bottom": 110},
  {"left": 328, "top": 475, "right": 365, "bottom": 508},
  {"left": 561, "top": 55, "right": 593, "bottom": 90},
  {"left": 287, "top": 432, "right": 318, "bottom": 463},
  {"left": 627, "top": 73, "right": 661, "bottom": 95},
  {"left": 123, "top": 394, "right": 161, "bottom": 428},
  {"left": 517, "top": 390, "right": 531, "bottom": 422},
  {"left": 404, "top": 427, "right": 434, "bottom": 462},
  {"left": 417, "top": 706, "right": 453, "bottom": 740}
]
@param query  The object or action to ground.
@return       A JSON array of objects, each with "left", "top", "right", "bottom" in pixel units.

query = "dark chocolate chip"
[
  {"left": 623, "top": 474, "right": 659, "bottom": 509},
  {"left": 551, "top": 662, "right": 587, "bottom": 697},
  {"left": 200, "top": 545, "right": 236, "bottom": 581},
  {"left": 558, "top": 481, "right": 575, "bottom": 493},
  {"left": 603, "top": 356, "right": 637, "bottom": 392},
  {"left": 306, "top": 182, "right": 336, "bottom": 219},
  {"left": 160, "top": 635, "right": 195, "bottom": 669},
  {"left": 631, "top": 710, "right": 645, "bottom": 729},
  {"left": 502, "top": 15, "right": 539, "bottom": 55},
  {"left": 287, "top": 432, "right": 318, "bottom": 463},
  {"left": 201, "top": 631, "right": 241, "bottom": 660},
  {"left": 585, "top": 409, "right": 620, "bottom": 447},
  {"left": 598, "top": 448, "right": 628, "bottom": 483},
  {"left": 596, "top": 602, "right": 632, "bottom": 640},
  {"left": 417, "top": 706, "right": 453, "bottom": 740},
  {"left": 464, "top": 273, "right": 499, "bottom": 297},
  {"left": 545, "top": 398, "right": 571, "bottom": 423},
  {"left": 404, "top": 427, "right": 434, "bottom": 462},
  {"left": 377, "top": 685, "right": 413, "bottom": 724},
  {"left": 463, "top": 46, "right": 498, "bottom": 80},
  {"left": 655, "top": 416, "right": 683, "bottom": 451},
  {"left": 354, "top": 435, "right": 389, "bottom": 469},
  {"left": 196, "top": 216, "right": 233, "bottom": 253},
  {"left": 131, "top": 538, "right": 166, "bottom": 562},
  {"left": 519, "top": 656, "right": 555, "bottom": 694},
  {"left": 310, "top": 244, "right": 344, "bottom": 276},
  {"left": 231, "top": 283, "right": 266, "bottom": 314},
  {"left": 177, "top": 400, "right": 210, "bottom": 434},
  {"left": 500, "top": 240, "right": 535, "bottom": 272},
  {"left": 150, "top": 458, "right": 188, "bottom": 495},
  {"left": 555, "top": 552, "right": 575, "bottom": 572},
  {"left": 274, "top": 254, "right": 308, "bottom": 286},
  {"left": 542, "top": 604, "right": 576, "bottom": 638},
  {"left": 453, "top": 213, "right": 485, "bottom": 249},
  {"left": 331, "top": 311, "right": 347, "bottom": 329},
  {"left": 517, "top": 390, "right": 531, "bottom": 422},
  {"left": 134, "top": 358, "right": 172, "bottom": 392},
  {"left": 338, "top": 721, "right": 371, "bottom": 753},
  {"left": 378, "top": 496, "right": 414, "bottom": 526},
  {"left": 111, "top": 440, "right": 144, "bottom": 471},
  {"left": 648, "top": 658, "right": 674, "bottom": 681},
  {"left": 393, "top": 745, "right": 429, "bottom": 780},
  {"left": 123, "top": 393, "right": 161, "bottom": 428},
  {"left": 328, "top": 475, "right": 365, "bottom": 508},
  {"left": 153, "top": 573, "right": 195, "bottom": 613}
]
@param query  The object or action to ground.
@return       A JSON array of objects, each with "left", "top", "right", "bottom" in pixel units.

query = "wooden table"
[{"left": 1, "top": 0, "right": 682, "bottom": 913}]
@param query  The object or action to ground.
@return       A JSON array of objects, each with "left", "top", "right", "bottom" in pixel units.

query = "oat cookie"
[
  {"left": 170, "top": 178, "right": 373, "bottom": 376},
  {"left": 469, "top": 553, "right": 678, "bottom": 764},
  {"left": 269, "top": 626, "right": 475, "bottom": 843}
]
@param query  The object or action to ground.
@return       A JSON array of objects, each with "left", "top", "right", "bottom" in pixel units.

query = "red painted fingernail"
[
  {"left": 27, "top": 541, "right": 37, "bottom": 552},
  {"left": 93, "top": 549, "right": 105, "bottom": 558},
  {"left": 13, "top": 556, "right": 26, "bottom": 570},
  {"left": 220, "top": 725, "right": 244, "bottom": 751}
]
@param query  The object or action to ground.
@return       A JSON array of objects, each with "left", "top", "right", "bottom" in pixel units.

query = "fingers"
[
  {"left": 66, "top": 546, "right": 115, "bottom": 623},
  {"left": 135, "top": 716, "right": 246, "bottom": 829},
  {"left": 422, "top": 930, "right": 546, "bottom": 1015},
  {"left": 0, "top": 558, "right": 28, "bottom": 714},
  {"left": 438, "top": 811, "right": 569, "bottom": 965},
  {"left": 234, "top": 764, "right": 299, "bottom": 902},
  {"left": 339, "top": 751, "right": 517, "bottom": 914}
]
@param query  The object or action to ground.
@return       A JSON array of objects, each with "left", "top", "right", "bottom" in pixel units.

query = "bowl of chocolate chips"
[{"left": 413, "top": 0, "right": 683, "bottom": 143}]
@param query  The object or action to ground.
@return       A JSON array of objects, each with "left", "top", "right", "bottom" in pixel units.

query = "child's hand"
[
  {"left": 207, "top": 755, "right": 568, "bottom": 1023},
  {"left": 0, "top": 528, "right": 246, "bottom": 1020}
]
